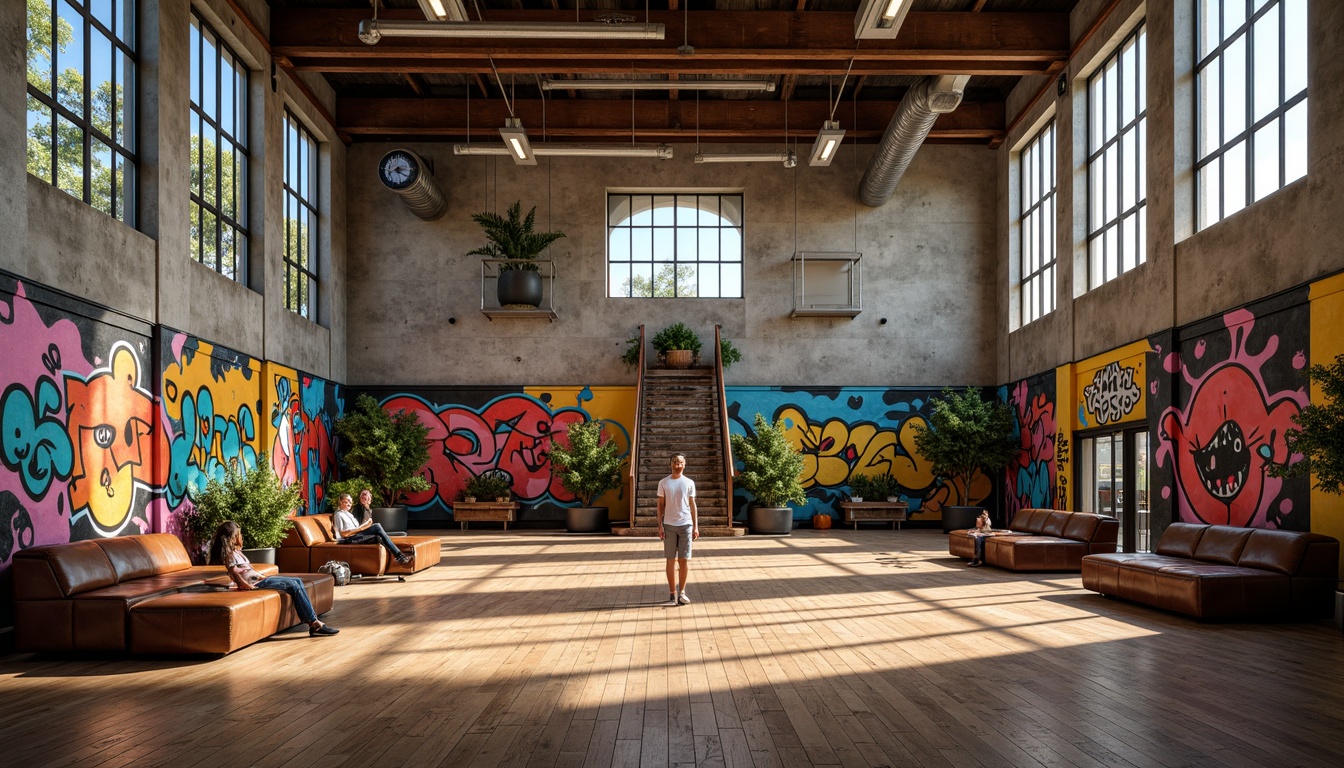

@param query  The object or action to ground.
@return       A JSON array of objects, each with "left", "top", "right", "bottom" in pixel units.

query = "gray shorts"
[{"left": 662, "top": 524, "right": 693, "bottom": 560}]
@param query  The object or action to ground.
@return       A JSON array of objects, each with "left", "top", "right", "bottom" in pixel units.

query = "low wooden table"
[
  {"left": 452, "top": 501, "right": 519, "bottom": 530},
  {"left": 838, "top": 501, "right": 909, "bottom": 530}
]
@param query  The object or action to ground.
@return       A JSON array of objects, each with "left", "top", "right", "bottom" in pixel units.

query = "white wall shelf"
[{"left": 480, "top": 258, "right": 557, "bottom": 321}]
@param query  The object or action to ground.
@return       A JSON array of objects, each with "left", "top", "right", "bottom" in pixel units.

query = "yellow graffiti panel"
[
  {"left": 1308, "top": 274, "right": 1344, "bottom": 545},
  {"left": 524, "top": 385, "right": 637, "bottom": 515},
  {"left": 1074, "top": 340, "right": 1152, "bottom": 430},
  {"left": 162, "top": 338, "right": 264, "bottom": 471}
]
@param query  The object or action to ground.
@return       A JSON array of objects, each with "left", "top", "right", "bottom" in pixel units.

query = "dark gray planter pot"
[
  {"left": 242, "top": 547, "right": 276, "bottom": 565},
  {"left": 747, "top": 506, "right": 793, "bottom": 535},
  {"left": 498, "top": 268, "right": 542, "bottom": 307},
  {"left": 372, "top": 506, "right": 408, "bottom": 533},
  {"left": 566, "top": 506, "right": 610, "bottom": 533},
  {"left": 942, "top": 505, "right": 982, "bottom": 533}
]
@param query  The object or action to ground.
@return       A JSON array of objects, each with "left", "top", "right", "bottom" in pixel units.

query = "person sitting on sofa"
[
  {"left": 209, "top": 521, "right": 339, "bottom": 637},
  {"left": 354, "top": 488, "right": 375, "bottom": 523},
  {"left": 966, "top": 510, "right": 1003, "bottom": 567},
  {"left": 333, "top": 493, "right": 413, "bottom": 565}
]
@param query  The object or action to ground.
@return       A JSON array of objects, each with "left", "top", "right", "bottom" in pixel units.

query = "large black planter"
[
  {"left": 566, "top": 506, "right": 610, "bottom": 533},
  {"left": 371, "top": 506, "right": 408, "bottom": 533},
  {"left": 942, "top": 505, "right": 982, "bottom": 533},
  {"left": 498, "top": 268, "right": 542, "bottom": 308},
  {"left": 747, "top": 506, "right": 793, "bottom": 535},
  {"left": 242, "top": 547, "right": 276, "bottom": 565}
]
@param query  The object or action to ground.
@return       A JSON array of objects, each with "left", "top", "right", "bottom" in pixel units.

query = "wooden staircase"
[{"left": 614, "top": 327, "right": 743, "bottom": 537}]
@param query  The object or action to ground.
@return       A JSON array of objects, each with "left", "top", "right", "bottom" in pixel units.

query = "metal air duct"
[
  {"left": 377, "top": 149, "right": 448, "bottom": 221},
  {"left": 858, "top": 75, "right": 971, "bottom": 208}
]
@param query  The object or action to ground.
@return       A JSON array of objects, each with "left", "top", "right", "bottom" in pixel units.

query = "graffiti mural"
[
  {"left": 1004, "top": 374, "right": 1058, "bottom": 517},
  {"left": 352, "top": 387, "right": 634, "bottom": 519},
  {"left": 1083, "top": 361, "right": 1142, "bottom": 427},
  {"left": 266, "top": 364, "right": 342, "bottom": 514},
  {"left": 726, "top": 387, "right": 966, "bottom": 522},
  {"left": 1157, "top": 303, "right": 1310, "bottom": 529}
]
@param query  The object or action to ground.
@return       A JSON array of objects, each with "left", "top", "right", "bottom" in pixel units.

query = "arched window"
[{"left": 607, "top": 193, "right": 743, "bottom": 298}]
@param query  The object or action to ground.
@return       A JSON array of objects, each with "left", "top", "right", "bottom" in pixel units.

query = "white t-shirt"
[
  {"left": 333, "top": 508, "right": 361, "bottom": 539},
  {"left": 658, "top": 475, "right": 696, "bottom": 527}
]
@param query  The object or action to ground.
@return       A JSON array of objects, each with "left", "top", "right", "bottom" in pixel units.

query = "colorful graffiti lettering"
[
  {"left": 1055, "top": 430, "right": 1071, "bottom": 510},
  {"left": 1006, "top": 380, "right": 1057, "bottom": 516},
  {"left": 1157, "top": 309, "right": 1307, "bottom": 528},
  {"left": 269, "top": 371, "right": 341, "bottom": 514},
  {"left": 1, "top": 377, "right": 72, "bottom": 501},
  {"left": 1083, "top": 361, "right": 1141, "bottom": 426}
]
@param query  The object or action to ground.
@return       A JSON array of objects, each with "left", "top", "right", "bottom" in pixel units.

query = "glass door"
[{"left": 1079, "top": 428, "right": 1150, "bottom": 552}]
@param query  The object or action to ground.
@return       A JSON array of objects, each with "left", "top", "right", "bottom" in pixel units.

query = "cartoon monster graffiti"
[{"left": 1157, "top": 309, "right": 1307, "bottom": 528}]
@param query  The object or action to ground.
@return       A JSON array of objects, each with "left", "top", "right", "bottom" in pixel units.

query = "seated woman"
[
  {"left": 209, "top": 521, "right": 339, "bottom": 636},
  {"left": 333, "top": 493, "right": 413, "bottom": 565},
  {"left": 967, "top": 510, "right": 1001, "bottom": 567},
  {"left": 354, "top": 488, "right": 375, "bottom": 523}
]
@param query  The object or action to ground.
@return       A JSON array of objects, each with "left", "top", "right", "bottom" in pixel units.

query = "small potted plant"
[
  {"left": 468, "top": 201, "right": 566, "bottom": 308},
  {"left": 548, "top": 419, "right": 625, "bottom": 533},
  {"left": 912, "top": 387, "right": 1020, "bottom": 532},
  {"left": 731, "top": 413, "right": 807, "bottom": 535},
  {"left": 849, "top": 471, "right": 903, "bottom": 502},
  {"left": 652, "top": 322, "right": 702, "bottom": 369},
  {"left": 335, "top": 394, "right": 432, "bottom": 532},
  {"left": 719, "top": 336, "right": 742, "bottom": 369},
  {"left": 185, "top": 453, "right": 300, "bottom": 564},
  {"left": 464, "top": 470, "right": 512, "bottom": 503}
]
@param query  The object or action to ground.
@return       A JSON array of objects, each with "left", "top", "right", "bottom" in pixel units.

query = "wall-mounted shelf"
[
  {"left": 481, "top": 258, "right": 557, "bottom": 321},
  {"left": 792, "top": 252, "right": 861, "bottom": 318}
]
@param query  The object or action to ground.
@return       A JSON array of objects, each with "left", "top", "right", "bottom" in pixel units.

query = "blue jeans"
[
  {"left": 973, "top": 534, "right": 988, "bottom": 563},
  {"left": 340, "top": 523, "right": 404, "bottom": 558},
  {"left": 255, "top": 575, "right": 319, "bottom": 625}
]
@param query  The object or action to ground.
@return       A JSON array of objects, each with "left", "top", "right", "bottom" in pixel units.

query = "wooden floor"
[{"left": 4, "top": 529, "right": 1344, "bottom": 768}]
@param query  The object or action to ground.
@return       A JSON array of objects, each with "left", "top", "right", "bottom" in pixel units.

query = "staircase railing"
[
  {"left": 628, "top": 324, "right": 646, "bottom": 528},
  {"left": 714, "top": 325, "right": 736, "bottom": 529}
]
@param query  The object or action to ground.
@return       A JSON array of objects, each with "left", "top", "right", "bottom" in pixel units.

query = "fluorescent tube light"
[
  {"left": 854, "top": 0, "right": 912, "bottom": 40},
  {"left": 695, "top": 151, "right": 797, "bottom": 169},
  {"left": 417, "top": 0, "right": 467, "bottom": 22},
  {"left": 498, "top": 118, "right": 536, "bottom": 165},
  {"left": 359, "top": 19, "right": 666, "bottom": 43},
  {"left": 453, "top": 144, "right": 674, "bottom": 159},
  {"left": 809, "top": 121, "right": 846, "bottom": 166},
  {"left": 541, "top": 79, "right": 775, "bottom": 92}
]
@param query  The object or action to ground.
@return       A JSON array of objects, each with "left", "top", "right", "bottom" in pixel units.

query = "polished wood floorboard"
[{"left": 3, "top": 529, "right": 1344, "bottom": 768}]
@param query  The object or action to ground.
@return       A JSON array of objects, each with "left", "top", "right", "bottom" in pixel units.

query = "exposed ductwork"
[
  {"left": 377, "top": 149, "right": 449, "bottom": 221},
  {"left": 858, "top": 75, "right": 971, "bottom": 208}
]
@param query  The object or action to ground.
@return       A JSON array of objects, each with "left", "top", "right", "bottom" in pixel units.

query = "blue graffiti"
[{"left": 1, "top": 377, "right": 74, "bottom": 500}]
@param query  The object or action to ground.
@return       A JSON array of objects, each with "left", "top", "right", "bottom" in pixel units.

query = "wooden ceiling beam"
[{"left": 291, "top": 57, "right": 1058, "bottom": 77}]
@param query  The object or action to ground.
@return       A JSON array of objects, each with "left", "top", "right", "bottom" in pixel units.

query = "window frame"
[
  {"left": 606, "top": 193, "right": 745, "bottom": 299},
  {"left": 1019, "top": 119, "right": 1056, "bottom": 326},
  {"left": 282, "top": 109, "right": 319, "bottom": 321},
  {"left": 189, "top": 9, "right": 250, "bottom": 284},
  {"left": 1086, "top": 21, "right": 1148, "bottom": 290},
  {"left": 1195, "top": 0, "right": 1308, "bottom": 229},
  {"left": 26, "top": 0, "right": 139, "bottom": 225}
]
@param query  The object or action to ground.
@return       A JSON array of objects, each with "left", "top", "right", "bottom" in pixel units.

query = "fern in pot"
[{"left": 468, "top": 201, "right": 566, "bottom": 309}]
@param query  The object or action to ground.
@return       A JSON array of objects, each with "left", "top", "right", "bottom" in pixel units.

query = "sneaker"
[
  {"left": 669, "top": 593, "right": 679, "bottom": 605},
  {"left": 967, "top": 561, "right": 982, "bottom": 568},
  {"left": 395, "top": 552, "right": 413, "bottom": 565},
  {"left": 677, "top": 591, "right": 691, "bottom": 605},
  {"left": 310, "top": 624, "right": 340, "bottom": 637}
]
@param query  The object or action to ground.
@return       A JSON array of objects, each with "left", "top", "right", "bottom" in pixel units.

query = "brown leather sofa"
[
  {"left": 949, "top": 508, "right": 1119, "bottom": 571},
  {"left": 12, "top": 533, "right": 334, "bottom": 655},
  {"left": 278, "top": 514, "right": 442, "bottom": 580},
  {"left": 1081, "top": 523, "right": 1340, "bottom": 619}
]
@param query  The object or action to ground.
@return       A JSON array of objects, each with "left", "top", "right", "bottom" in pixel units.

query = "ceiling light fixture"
[
  {"left": 453, "top": 144, "right": 673, "bottom": 159},
  {"left": 695, "top": 151, "right": 797, "bottom": 169},
  {"left": 809, "top": 120, "right": 846, "bottom": 167},
  {"left": 358, "top": 19, "right": 666, "bottom": 43},
  {"left": 541, "top": 79, "right": 775, "bottom": 92},
  {"left": 854, "top": 0, "right": 913, "bottom": 40},
  {"left": 416, "top": 0, "right": 468, "bottom": 22},
  {"left": 498, "top": 118, "right": 536, "bottom": 165}
]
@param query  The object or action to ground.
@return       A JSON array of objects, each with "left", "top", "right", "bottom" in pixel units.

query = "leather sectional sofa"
[
  {"left": 1082, "top": 522, "right": 1339, "bottom": 619},
  {"left": 278, "top": 514, "right": 442, "bottom": 580},
  {"left": 12, "top": 533, "right": 334, "bottom": 655},
  {"left": 948, "top": 508, "right": 1120, "bottom": 571}
]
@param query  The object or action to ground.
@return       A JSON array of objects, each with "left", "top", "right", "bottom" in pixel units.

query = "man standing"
[{"left": 657, "top": 453, "right": 699, "bottom": 605}]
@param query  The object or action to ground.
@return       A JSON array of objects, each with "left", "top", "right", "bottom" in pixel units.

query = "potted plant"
[
  {"left": 1270, "top": 352, "right": 1344, "bottom": 493},
  {"left": 185, "top": 453, "right": 300, "bottom": 564},
  {"left": 621, "top": 334, "right": 642, "bottom": 372},
  {"left": 719, "top": 337, "right": 742, "bottom": 369},
  {"left": 464, "top": 470, "right": 513, "bottom": 503},
  {"left": 468, "top": 200, "right": 566, "bottom": 308},
  {"left": 548, "top": 419, "right": 625, "bottom": 533},
  {"left": 912, "top": 387, "right": 1020, "bottom": 532},
  {"left": 731, "top": 412, "right": 807, "bottom": 535},
  {"left": 334, "top": 394, "right": 432, "bottom": 532},
  {"left": 849, "top": 471, "right": 903, "bottom": 502},
  {"left": 652, "top": 322, "right": 702, "bottom": 369}
]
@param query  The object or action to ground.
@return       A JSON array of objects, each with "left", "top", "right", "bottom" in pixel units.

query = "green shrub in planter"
[
  {"left": 848, "top": 472, "right": 902, "bottom": 501},
  {"left": 464, "top": 470, "right": 512, "bottom": 501},
  {"left": 652, "top": 322, "right": 702, "bottom": 356},
  {"left": 912, "top": 387, "right": 1019, "bottom": 506},
  {"left": 184, "top": 453, "right": 300, "bottom": 555},
  {"left": 335, "top": 393, "right": 431, "bottom": 507},
  {"left": 731, "top": 413, "right": 807, "bottom": 508},
  {"left": 549, "top": 419, "right": 624, "bottom": 506}
]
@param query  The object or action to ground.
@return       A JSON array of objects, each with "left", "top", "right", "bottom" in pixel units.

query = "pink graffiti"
[{"left": 1006, "top": 381, "right": 1057, "bottom": 516}]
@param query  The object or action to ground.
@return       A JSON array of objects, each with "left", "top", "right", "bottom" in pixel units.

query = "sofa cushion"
[
  {"left": 95, "top": 534, "right": 192, "bottom": 581},
  {"left": 1011, "top": 509, "right": 1047, "bottom": 533},
  {"left": 13, "top": 540, "right": 117, "bottom": 599},
  {"left": 1062, "top": 513, "right": 1101, "bottom": 542},
  {"left": 1155, "top": 523, "right": 1208, "bottom": 558},
  {"left": 285, "top": 514, "right": 337, "bottom": 546},
  {"left": 986, "top": 536, "right": 1087, "bottom": 571},
  {"left": 1039, "top": 511, "right": 1069, "bottom": 537},
  {"left": 1193, "top": 526, "right": 1255, "bottom": 565},
  {"left": 384, "top": 536, "right": 443, "bottom": 575},
  {"left": 1237, "top": 529, "right": 1308, "bottom": 575}
]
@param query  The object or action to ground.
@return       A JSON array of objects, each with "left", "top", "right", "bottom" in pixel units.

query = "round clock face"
[{"left": 379, "top": 150, "right": 418, "bottom": 190}]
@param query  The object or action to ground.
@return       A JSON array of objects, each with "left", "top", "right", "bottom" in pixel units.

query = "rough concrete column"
[{"left": 0, "top": 0, "right": 28, "bottom": 270}]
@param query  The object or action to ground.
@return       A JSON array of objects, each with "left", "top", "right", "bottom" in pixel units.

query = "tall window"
[
  {"left": 189, "top": 11, "right": 249, "bottom": 282},
  {"left": 607, "top": 194, "right": 743, "bottom": 298},
  {"left": 1020, "top": 121, "right": 1056, "bottom": 326},
  {"left": 283, "top": 111, "right": 319, "bottom": 320},
  {"left": 1087, "top": 23, "right": 1147, "bottom": 289},
  {"left": 1196, "top": 0, "right": 1308, "bottom": 229},
  {"left": 26, "top": 0, "right": 137, "bottom": 225}
]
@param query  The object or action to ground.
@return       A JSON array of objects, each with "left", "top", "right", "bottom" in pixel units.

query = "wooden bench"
[
  {"left": 452, "top": 501, "right": 520, "bottom": 530},
  {"left": 838, "top": 501, "right": 909, "bottom": 530}
]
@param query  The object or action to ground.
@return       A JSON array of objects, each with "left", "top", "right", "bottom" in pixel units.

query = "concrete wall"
[{"left": 345, "top": 141, "right": 999, "bottom": 387}]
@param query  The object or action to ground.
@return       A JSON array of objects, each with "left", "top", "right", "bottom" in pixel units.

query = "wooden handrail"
[
  {"left": 714, "top": 325, "right": 736, "bottom": 528},
  {"left": 628, "top": 324, "right": 646, "bottom": 528}
]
